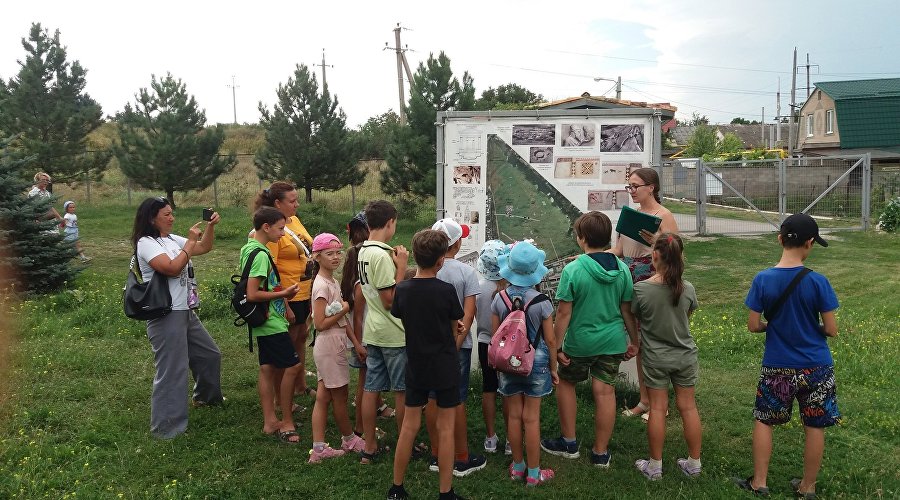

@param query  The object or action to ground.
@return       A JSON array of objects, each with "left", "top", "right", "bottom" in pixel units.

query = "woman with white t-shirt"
[{"left": 131, "top": 196, "right": 223, "bottom": 439}]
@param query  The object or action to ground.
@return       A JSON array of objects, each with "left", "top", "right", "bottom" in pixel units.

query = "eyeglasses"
[{"left": 624, "top": 183, "right": 650, "bottom": 193}]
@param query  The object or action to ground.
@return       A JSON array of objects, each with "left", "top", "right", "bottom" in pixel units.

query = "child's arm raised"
[
  {"left": 620, "top": 302, "right": 639, "bottom": 360},
  {"left": 247, "top": 277, "right": 298, "bottom": 302},
  {"left": 554, "top": 301, "right": 573, "bottom": 366},
  {"left": 747, "top": 310, "right": 767, "bottom": 333},
  {"left": 820, "top": 310, "right": 838, "bottom": 337}
]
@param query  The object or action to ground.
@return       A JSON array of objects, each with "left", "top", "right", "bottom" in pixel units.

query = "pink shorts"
[{"left": 313, "top": 333, "right": 350, "bottom": 389}]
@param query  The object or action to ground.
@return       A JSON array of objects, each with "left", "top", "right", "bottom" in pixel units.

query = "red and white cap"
[{"left": 431, "top": 218, "right": 470, "bottom": 246}]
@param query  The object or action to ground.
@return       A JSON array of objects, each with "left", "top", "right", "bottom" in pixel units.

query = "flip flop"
[
  {"left": 411, "top": 442, "right": 429, "bottom": 460},
  {"left": 276, "top": 429, "right": 301, "bottom": 445},
  {"left": 621, "top": 401, "right": 649, "bottom": 417},
  {"left": 360, "top": 445, "right": 391, "bottom": 464}
]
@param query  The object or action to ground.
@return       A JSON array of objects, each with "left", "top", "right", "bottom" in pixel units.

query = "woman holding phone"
[
  {"left": 132, "top": 196, "right": 223, "bottom": 438},
  {"left": 611, "top": 168, "right": 678, "bottom": 421},
  {"left": 253, "top": 182, "right": 317, "bottom": 402}
]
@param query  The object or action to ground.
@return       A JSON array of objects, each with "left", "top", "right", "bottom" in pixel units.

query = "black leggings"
[{"left": 478, "top": 341, "right": 499, "bottom": 393}]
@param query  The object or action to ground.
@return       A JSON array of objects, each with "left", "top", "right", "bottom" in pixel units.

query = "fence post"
[
  {"left": 778, "top": 158, "right": 786, "bottom": 221},
  {"left": 697, "top": 159, "right": 707, "bottom": 235},
  {"left": 127, "top": 179, "right": 132, "bottom": 205},
  {"left": 85, "top": 172, "right": 91, "bottom": 205},
  {"left": 213, "top": 179, "right": 219, "bottom": 208},
  {"left": 862, "top": 153, "right": 872, "bottom": 230},
  {"left": 351, "top": 184, "right": 356, "bottom": 213}
]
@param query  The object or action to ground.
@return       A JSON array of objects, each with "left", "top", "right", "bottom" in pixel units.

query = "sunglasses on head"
[{"left": 154, "top": 196, "right": 169, "bottom": 205}]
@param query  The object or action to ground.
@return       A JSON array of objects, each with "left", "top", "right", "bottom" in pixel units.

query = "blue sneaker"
[
  {"left": 540, "top": 436, "right": 580, "bottom": 459},
  {"left": 590, "top": 449, "right": 612, "bottom": 468},
  {"left": 453, "top": 454, "right": 487, "bottom": 477}
]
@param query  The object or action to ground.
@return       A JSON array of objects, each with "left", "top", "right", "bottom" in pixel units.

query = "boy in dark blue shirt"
[{"left": 734, "top": 213, "right": 840, "bottom": 499}]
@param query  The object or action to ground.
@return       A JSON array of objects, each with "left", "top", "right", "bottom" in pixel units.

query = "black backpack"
[{"left": 232, "top": 247, "right": 280, "bottom": 352}]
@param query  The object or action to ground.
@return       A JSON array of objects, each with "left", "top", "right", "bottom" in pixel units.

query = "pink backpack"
[{"left": 488, "top": 290, "right": 550, "bottom": 376}]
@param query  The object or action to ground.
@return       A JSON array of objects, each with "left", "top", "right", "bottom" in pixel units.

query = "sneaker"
[
  {"left": 525, "top": 467, "right": 555, "bottom": 487},
  {"left": 386, "top": 485, "right": 409, "bottom": 499},
  {"left": 341, "top": 434, "right": 366, "bottom": 453},
  {"left": 508, "top": 462, "right": 526, "bottom": 481},
  {"left": 634, "top": 459, "right": 662, "bottom": 480},
  {"left": 677, "top": 457, "right": 701, "bottom": 477},
  {"left": 732, "top": 476, "right": 770, "bottom": 497},
  {"left": 308, "top": 445, "right": 345, "bottom": 463},
  {"left": 428, "top": 457, "right": 439, "bottom": 472},
  {"left": 540, "top": 436, "right": 580, "bottom": 459},
  {"left": 484, "top": 434, "right": 499, "bottom": 453},
  {"left": 453, "top": 455, "right": 487, "bottom": 477},
  {"left": 438, "top": 489, "right": 467, "bottom": 500},
  {"left": 504, "top": 440, "right": 512, "bottom": 455},
  {"left": 590, "top": 449, "right": 612, "bottom": 468}
]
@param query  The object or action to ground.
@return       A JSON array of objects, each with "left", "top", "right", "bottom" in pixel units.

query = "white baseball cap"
[{"left": 431, "top": 218, "right": 470, "bottom": 246}]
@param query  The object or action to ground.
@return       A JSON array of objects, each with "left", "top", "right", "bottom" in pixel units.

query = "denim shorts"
[
  {"left": 498, "top": 364, "right": 552, "bottom": 398},
  {"left": 364, "top": 345, "right": 407, "bottom": 392},
  {"left": 348, "top": 343, "right": 366, "bottom": 369},
  {"left": 754, "top": 365, "right": 841, "bottom": 428}
]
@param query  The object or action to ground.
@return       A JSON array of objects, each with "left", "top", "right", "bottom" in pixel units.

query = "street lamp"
[{"left": 594, "top": 76, "right": 622, "bottom": 100}]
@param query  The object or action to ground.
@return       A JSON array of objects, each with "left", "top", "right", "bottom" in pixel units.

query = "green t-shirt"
[
  {"left": 631, "top": 280, "right": 698, "bottom": 368},
  {"left": 357, "top": 240, "right": 405, "bottom": 347},
  {"left": 556, "top": 253, "right": 634, "bottom": 356},
  {"left": 239, "top": 239, "right": 289, "bottom": 337}
]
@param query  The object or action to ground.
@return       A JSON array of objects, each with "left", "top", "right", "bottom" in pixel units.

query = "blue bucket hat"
[
  {"left": 477, "top": 240, "right": 509, "bottom": 281},
  {"left": 498, "top": 241, "right": 549, "bottom": 287}
]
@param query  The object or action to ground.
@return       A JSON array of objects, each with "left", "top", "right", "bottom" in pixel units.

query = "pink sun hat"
[{"left": 312, "top": 233, "right": 343, "bottom": 252}]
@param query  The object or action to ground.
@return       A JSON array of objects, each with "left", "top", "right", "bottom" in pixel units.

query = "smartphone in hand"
[{"left": 202, "top": 208, "right": 214, "bottom": 221}]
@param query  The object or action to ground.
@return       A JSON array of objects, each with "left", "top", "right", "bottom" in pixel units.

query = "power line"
[{"left": 620, "top": 83, "right": 760, "bottom": 119}]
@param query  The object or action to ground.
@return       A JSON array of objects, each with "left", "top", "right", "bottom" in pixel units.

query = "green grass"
[{"left": 1, "top": 206, "right": 899, "bottom": 499}]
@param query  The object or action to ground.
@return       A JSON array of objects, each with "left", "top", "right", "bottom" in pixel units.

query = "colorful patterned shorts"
[
  {"left": 623, "top": 255, "right": 654, "bottom": 283},
  {"left": 754, "top": 365, "right": 841, "bottom": 428}
]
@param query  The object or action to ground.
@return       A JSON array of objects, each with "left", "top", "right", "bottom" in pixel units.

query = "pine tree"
[
  {"left": 113, "top": 74, "right": 236, "bottom": 208},
  {"left": 0, "top": 135, "right": 78, "bottom": 294},
  {"left": 256, "top": 64, "right": 362, "bottom": 202},
  {"left": 0, "top": 23, "right": 109, "bottom": 184},
  {"left": 382, "top": 52, "right": 475, "bottom": 199}
]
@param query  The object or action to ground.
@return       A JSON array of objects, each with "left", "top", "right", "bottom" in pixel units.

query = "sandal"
[
  {"left": 360, "top": 445, "right": 390, "bottom": 464},
  {"left": 621, "top": 401, "right": 649, "bottom": 417},
  {"left": 411, "top": 442, "right": 429, "bottom": 460},
  {"left": 377, "top": 404, "right": 396, "bottom": 419},
  {"left": 790, "top": 478, "right": 818, "bottom": 499},
  {"left": 641, "top": 409, "right": 670, "bottom": 423},
  {"left": 276, "top": 429, "right": 301, "bottom": 445}
]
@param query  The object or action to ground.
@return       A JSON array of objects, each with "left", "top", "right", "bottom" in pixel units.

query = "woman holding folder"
[{"left": 611, "top": 168, "right": 678, "bottom": 420}]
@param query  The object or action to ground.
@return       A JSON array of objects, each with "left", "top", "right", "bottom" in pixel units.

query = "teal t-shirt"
[
  {"left": 556, "top": 253, "right": 634, "bottom": 356},
  {"left": 239, "top": 239, "right": 289, "bottom": 337}
]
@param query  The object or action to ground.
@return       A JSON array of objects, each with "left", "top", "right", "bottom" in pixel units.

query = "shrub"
[{"left": 878, "top": 196, "right": 900, "bottom": 232}]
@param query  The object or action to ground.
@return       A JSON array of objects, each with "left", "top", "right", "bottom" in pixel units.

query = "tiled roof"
[
  {"left": 815, "top": 78, "right": 900, "bottom": 100},
  {"left": 814, "top": 78, "right": 900, "bottom": 149}
]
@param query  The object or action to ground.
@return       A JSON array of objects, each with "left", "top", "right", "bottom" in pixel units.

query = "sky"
[{"left": 2, "top": 0, "right": 899, "bottom": 128}]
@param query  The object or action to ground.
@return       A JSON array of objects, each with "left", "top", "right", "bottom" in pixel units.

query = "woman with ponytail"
[{"left": 630, "top": 233, "right": 703, "bottom": 480}]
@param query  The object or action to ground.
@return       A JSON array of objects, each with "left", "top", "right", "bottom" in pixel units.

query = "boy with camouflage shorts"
[{"left": 540, "top": 211, "right": 639, "bottom": 468}]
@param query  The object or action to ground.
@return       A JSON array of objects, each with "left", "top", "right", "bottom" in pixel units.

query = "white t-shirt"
[
  {"left": 436, "top": 257, "right": 481, "bottom": 349},
  {"left": 137, "top": 235, "right": 192, "bottom": 310},
  {"left": 63, "top": 213, "right": 78, "bottom": 229},
  {"left": 28, "top": 186, "right": 50, "bottom": 199}
]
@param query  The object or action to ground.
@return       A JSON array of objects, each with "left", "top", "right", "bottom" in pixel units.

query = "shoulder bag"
[{"left": 124, "top": 252, "right": 173, "bottom": 320}]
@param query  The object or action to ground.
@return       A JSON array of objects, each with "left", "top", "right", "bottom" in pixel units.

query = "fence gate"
[{"left": 660, "top": 155, "right": 871, "bottom": 235}]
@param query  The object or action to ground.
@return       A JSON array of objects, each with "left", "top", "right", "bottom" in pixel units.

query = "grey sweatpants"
[{"left": 146, "top": 310, "right": 223, "bottom": 439}]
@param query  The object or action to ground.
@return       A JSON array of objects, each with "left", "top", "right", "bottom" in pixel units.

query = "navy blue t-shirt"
[{"left": 745, "top": 266, "right": 839, "bottom": 368}]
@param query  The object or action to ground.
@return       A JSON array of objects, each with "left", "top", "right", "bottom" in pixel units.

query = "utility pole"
[
  {"left": 761, "top": 107, "right": 765, "bottom": 145},
  {"left": 227, "top": 75, "right": 239, "bottom": 125},
  {"left": 789, "top": 47, "right": 797, "bottom": 155},
  {"left": 313, "top": 48, "right": 333, "bottom": 91},
  {"left": 385, "top": 23, "right": 414, "bottom": 125},
  {"left": 776, "top": 77, "right": 782, "bottom": 145}
]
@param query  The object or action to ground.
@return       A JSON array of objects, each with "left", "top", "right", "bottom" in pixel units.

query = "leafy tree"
[
  {"left": 0, "top": 23, "right": 109, "bottom": 185},
  {"left": 256, "top": 64, "right": 362, "bottom": 202},
  {"left": 730, "top": 117, "right": 760, "bottom": 125},
  {"left": 114, "top": 74, "right": 236, "bottom": 208},
  {"left": 350, "top": 111, "right": 402, "bottom": 161},
  {"left": 683, "top": 124, "right": 718, "bottom": 158},
  {"left": 686, "top": 112, "right": 710, "bottom": 126},
  {"left": 383, "top": 52, "right": 475, "bottom": 198},
  {"left": 474, "top": 83, "right": 544, "bottom": 110},
  {"left": 0, "top": 135, "right": 78, "bottom": 294},
  {"left": 718, "top": 132, "right": 745, "bottom": 154}
]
